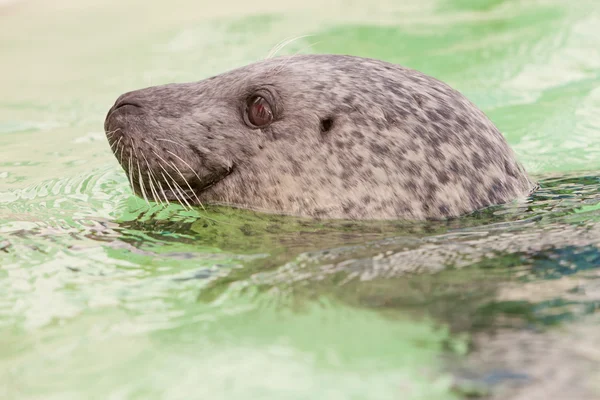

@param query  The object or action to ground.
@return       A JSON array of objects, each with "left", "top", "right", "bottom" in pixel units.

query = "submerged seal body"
[{"left": 104, "top": 54, "right": 535, "bottom": 220}]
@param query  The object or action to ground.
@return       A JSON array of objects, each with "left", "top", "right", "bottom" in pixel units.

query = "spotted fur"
[{"left": 104, "top": 54, "right": 536, "bottom": 220}]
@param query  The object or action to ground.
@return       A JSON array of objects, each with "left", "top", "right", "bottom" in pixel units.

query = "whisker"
[
  {"left": 156, "top": 138, "right": 187, "bottom": 148},
  {"left": 146, "top": 140, "right": 213, "bottom": 210},
  {"left": 155, "top": 178, "right": 170, "bottom": 207},
  {"left": 273, "top": 41, "right": 322, "bottom": 75},
  {"left": 169, "top": 160, "right": 206, "bottom": 211},
  {"left": 156, "top": 159, "right": 194, "bottom": 211},
  {"left": 147, "top": 170, "right": 162, "bottom": 208},
  {"left": 165, "top": 150, "right": 202, "bottom": 183},
  {"left": 136, "top": 158, "right": 150, "bottom": 206},
  {"left": 149, "top": 149, "right": 199, "bottom": 209},
  {"left": 145, "top": 169, "right": 161, "bottom": 206},
  {"left": 127, "top": 141, "right": 139, "bottom": 206},
  {"left": 127, "top": 147, "right": 133, "bottom": 185},
  {"left": 132, "top": 145, "right": 155, "bottom": 208},
  {"left": 148, "top": 150, "right": 191, "bottom": 210},
  {"left": 171, "top": 179, "right": 194, "bottom": 210},
  {"left": 140, "top": 151, "right": 166, "bottom": 207},
  {"left": 111, "top": 135, "right": 123, "bottom": 152},
  {"left": 117, "top": 140, "right": 125, "bottom": 164},
  {"left": 105, "top": 128, "right": 119, "bottom": 137},
  {"left": 265, "top": 36, "right": 294, "bottom": 59},
  {"left": 266, "top": 35, "right": 313, "bottom": 59},
  {"left": 160, "top": 170, "right": 189, "bottom": 211},
  {"left": 140, "top": 142, "right": 235, "bottom": 223}
]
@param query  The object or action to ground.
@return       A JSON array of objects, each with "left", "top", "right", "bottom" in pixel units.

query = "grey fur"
[{"left": 104, "top": 54, "right": 536, "bottom": 220}]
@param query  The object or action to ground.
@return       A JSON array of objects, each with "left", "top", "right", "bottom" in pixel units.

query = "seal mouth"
[{"left": 127, "top": 160, "right": 235, "bottom": 209}]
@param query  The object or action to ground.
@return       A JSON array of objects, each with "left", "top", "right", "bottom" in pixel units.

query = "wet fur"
[{"left": 104, "top": 54, "right": 536, "bottom": 220}]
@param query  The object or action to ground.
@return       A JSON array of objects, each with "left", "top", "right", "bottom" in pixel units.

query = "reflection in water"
[{"left": 1, "top": 168, "right": 600, "bottom": 398}]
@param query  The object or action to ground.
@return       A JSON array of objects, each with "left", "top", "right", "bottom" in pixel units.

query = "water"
[{"left": 1, "top": 0, "right": 600, "bottom": 399}]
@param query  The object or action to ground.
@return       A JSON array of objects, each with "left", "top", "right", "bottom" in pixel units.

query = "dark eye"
[{"left": 246, "top": 96, "right": 273, "bottom": 128}]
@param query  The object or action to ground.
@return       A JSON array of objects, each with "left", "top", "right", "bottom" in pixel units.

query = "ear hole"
[{"left": 320, "top": 117, "right": 334, "bottom": 133}]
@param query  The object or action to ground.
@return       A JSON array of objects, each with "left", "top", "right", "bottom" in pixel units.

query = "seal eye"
[{"left": 246, "top": 96, "right": 273, "bottom": 128}]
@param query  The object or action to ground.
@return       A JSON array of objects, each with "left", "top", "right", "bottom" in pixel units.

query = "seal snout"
[
  {"left": 103, "top": 86, "right": 237, "bottom": 209},
  {"left": 113, "top": 99, "right": 142, "bottom": 112},
  {"left": 103, "top": 90, "right": 149, "bottom": 146},
  {"left": 106, "top": 92, "right": 144, "bottom": 122}
]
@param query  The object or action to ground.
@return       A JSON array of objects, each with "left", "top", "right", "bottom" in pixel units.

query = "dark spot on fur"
[
  {"left": 394, "top": 200, "right": 411, "bottom": 215},
  {"left": 472, "top": 152, "right": 485, "bottom": 170},
  {"left": 426, "top": 110, "right": 440, "bottom": 122},
  {"left": 320, "top": 117, "right": 334, "bottom": 133},
  {"left": 425, "top": 182, "right": 438, "bottom": 197},
  {"left": 449, "top": 160, "right": 462, "bottom": 175},
  {"left": 200, "top": 122, "right": 212, "bottom": 132},
  {"left": 414, "top": 125, "right": 427, "bottom": 137},
  {"left": 405, "top": 161, "right": 422, "bottom": 178},
  {"left": 382, "top": 109, "right": 396, "bottom": 125},
  {"left": 431, "top": 147, "right": 446, "bottom": 162},
  {"left": 489, "top": 178, "right": 508, "bottom": 203},
  {"left": 467, "top": 185, "right": 483, "bottom": 208},
  {"left": 422, "top": 202, "right": 431, "bottom": 214},
  {"left": 340, "top": 169, "right": 352, "bottom": 180},
  {"left": 291, "top": 160, "right": 302, "bottom": 175},
  {"left": 342, "top": 200, "right": 356, "bottom": 214},
  {"left": 390, "top": 86, "right": 405, "bottom": 99},
  {"left": 412, "top": 93, "right": 425, "bottom": 107},
  {"left": 504, "top": 160, "right": 517, "bottom": 178},
  {"left": 374, "top": 119, "right": 387, "bottom": 132},
  {"left": 352, "top": 130, "right": 364, "bottom": 140},
  {"left": 369, "top": 142, "right": 390, "bottom": 155},
  {"left": 436, "top": 170, "right": 451, "bottom": 185},
  {"left": 438, "top": 106, "right": 453, "bottom": 120},
  {"left": 403, "top": 180, "right": 418, "bottom": 192}
]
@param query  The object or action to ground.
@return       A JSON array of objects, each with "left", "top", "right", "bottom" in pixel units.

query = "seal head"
[{"left": 104, "top": 54, "right": 535, "bottom": 220}]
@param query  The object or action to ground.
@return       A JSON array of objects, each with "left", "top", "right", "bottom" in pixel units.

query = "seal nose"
[
  {"left": 112, "top": 92, "right": 143, "bottom": 113},
  {"left": 105, "top": 92, "right": 144, "bottom": 131}
]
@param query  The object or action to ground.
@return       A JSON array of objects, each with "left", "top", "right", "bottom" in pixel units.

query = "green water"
[{"left": 1, "top": 0, "right": 600, "bottom": 399}]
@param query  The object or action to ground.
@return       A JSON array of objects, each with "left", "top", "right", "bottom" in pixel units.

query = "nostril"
[
  {"left": 105, "top": 96, "right": 143, "bottom": 131},
  {"left": 115, "top": 101, "right": 141, "bottom": 110}
]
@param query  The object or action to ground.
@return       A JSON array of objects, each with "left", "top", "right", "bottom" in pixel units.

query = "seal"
[{"left": 104, "top": 54, "right": 536, "bottom": 220}]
